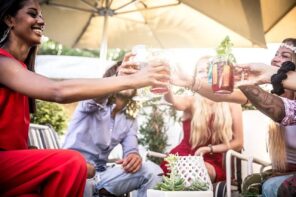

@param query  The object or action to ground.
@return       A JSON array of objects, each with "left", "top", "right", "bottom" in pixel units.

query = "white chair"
[{"left": 28, "top": 123, "right": 60, "bottom": 149}]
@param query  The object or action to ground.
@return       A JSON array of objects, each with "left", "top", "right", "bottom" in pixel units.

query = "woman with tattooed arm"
[{"left": 171, "top": 38, "right": 296, "bottom": 197}]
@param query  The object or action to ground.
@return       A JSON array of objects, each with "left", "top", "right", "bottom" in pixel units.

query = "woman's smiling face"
[
  {"left": 271, "top": 43, "right": 295, "bottom": 67},
  {"left": 8, "top": 0, "right": 45, "bottom": 46}
]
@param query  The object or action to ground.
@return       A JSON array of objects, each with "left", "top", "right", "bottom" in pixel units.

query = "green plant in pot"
[{"left": 155, "top": 154, "right": 209, "bottom": 191}]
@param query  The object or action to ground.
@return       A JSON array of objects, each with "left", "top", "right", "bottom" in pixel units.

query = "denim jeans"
[
  {"left": 84, "top": 160, "right": 163, "bottom": 197},
  {"left": 262, "top": 174, "right": 293, "bottom": 197}
]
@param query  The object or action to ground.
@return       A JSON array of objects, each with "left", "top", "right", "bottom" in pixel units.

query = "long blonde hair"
[
  {"left": 268, "top": 121, "right": 287, "bottom": 172},
  {"left": 190, "top": 94, "right": 233, "bottom": 149}
]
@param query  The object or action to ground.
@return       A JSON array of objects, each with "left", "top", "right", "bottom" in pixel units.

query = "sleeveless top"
[
  {"left": 0, "top": 48, "right": 30, "bottom": 150},
  {"left": 285, "top": 125, "right": 296, "bottom": 165},
  {"left": 160, "top": 119, "right": 226, "bottom": 181}
]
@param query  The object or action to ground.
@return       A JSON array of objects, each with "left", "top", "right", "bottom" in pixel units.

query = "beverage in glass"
[
  {"left": 150, "top": 84, "right": 169, "bottom": 94},
  {"left": 211, "top": 56, "right": 234, "bottom": 94},
  {"left": 132, "top": 45, "right": 148, "bottom": 68},
  {"left": 149, "top": 50, "right": 170, "bottom": 95},
  {"left": 131, "top": 45, "right": 151, "bottom": 101},
  {"left": 150, "top": 64, "right": 169, "bottom": 94}
]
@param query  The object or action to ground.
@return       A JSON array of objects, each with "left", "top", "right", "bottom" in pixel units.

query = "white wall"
[
  {"left": 36, "top": 55, "right": 115, "bottom": 79},
  {"left": 241, "top": 110, "right": 271, "bottom": 179}
]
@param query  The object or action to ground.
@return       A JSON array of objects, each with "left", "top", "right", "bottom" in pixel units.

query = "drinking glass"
[
  {"left": 131, "top": 45, "right": 153, "bottom": 102},
  {"left": 132, "top": 44, "right": 149, "bottom": 68},
  {"left": 148, "top": 49, "right": 170, "bottom": 95},
  {"left": 211, "top": 56, "right": 234, "bottom": 94},
  {"left": 131, "top": 46, "right": 172, "bottom": 105}
]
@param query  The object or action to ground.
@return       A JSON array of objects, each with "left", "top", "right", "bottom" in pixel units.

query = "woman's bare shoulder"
[
  {"left": 0, "top": 55, "right": 19, "bottom": 64},
  {"left": 0, "top": 56, "right": 23, "bottom": 77}
]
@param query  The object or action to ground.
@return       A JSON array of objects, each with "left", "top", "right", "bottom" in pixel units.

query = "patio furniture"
[
  {"left": 218, "top": 150, "right": 271, "bottom": 197},
  {"left": 28, "top": 124, "right": 130, "bottom": 197},
  {"left": 28, "top": 123, "right": 60, "bottom": 149}
]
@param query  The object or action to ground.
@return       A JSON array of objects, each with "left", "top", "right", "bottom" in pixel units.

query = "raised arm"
[
  {"left": 238, "top": 85, "right": 285, "bottom": 123},
  {"left": 170, "top": 63, "right": 248, "bottom": 104},
  {"left": 192, "top": 80, "right": 247, "bottom": 104},
  {"left": 0, "top": 56, "right": 169, "bottom": 103},
  {"left": 164, "top": 89, "right": 193, "bottom": 112},
  {"left": 235, "top": 62, "right": 296, "bottom": 91},
  {"left": 171, "top": 69, "right": 248, "bottom": 104}
]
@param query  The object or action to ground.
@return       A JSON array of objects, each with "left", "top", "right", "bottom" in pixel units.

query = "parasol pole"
[{"left": 100, "top": 0, "right": 109, "bottom": 61}]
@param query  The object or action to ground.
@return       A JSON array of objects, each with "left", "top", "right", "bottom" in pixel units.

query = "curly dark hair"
[{"left": 103, "top": 61, "right": 139, "bottom": 119}]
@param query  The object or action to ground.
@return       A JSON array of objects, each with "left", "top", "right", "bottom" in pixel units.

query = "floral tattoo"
[{"left": 239, "top": 85, "right": 285, "bottom": 123}]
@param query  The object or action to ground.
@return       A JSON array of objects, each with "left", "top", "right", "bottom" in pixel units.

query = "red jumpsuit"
[
  {"left": 0, "top": 48, "right": 87, "bottom": 196},
  {"left": 160, "top": 119, "right": 226, "bottom": 182}
]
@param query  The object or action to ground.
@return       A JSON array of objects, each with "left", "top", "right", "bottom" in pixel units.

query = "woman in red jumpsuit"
[
  {"left": 160, "top": 57, "right": 243, "bottom": 182},
  {"left": 0, "top": 0, "right": 169, "bottom": 196}
]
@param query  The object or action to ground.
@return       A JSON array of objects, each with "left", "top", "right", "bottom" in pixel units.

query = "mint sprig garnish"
[{"left": 216, "top": 36, "right": 236, "bottom": 63}]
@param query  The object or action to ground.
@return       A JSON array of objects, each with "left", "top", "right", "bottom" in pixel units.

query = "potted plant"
[{"left": 147, "top": 154, "right": 213, "bottom": 197}]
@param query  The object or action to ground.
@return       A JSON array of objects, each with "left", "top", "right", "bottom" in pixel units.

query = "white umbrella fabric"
[{"left": 39, "top": 0, "right": 295, "bottom": 59}]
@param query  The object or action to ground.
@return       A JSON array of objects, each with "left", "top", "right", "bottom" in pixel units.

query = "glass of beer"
[{"left": 211, "top": 56, "right": 234, "bottom": 94}]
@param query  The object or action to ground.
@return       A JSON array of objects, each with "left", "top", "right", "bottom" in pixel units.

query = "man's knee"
[
  {"left": 140, "top": 161, "right": 163, "bottom": 182},
  {"left": 84, "top": 178, "right": 96, "bottom": 197}
]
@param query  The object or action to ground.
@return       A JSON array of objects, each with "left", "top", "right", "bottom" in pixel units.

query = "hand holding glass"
[
  {"left": 148, "top": 49, "right": 170, "bottom": 95},
  {"left": 131, "top": 45, "right": 171, "bottom": 102},
  {"left": 210, "top": 56, "right": 234, "bottom": 94}
]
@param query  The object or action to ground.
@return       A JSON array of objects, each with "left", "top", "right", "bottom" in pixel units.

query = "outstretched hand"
[
  {"left": 116, "top": 153, "right": 142, "bottom": 173},
  {"left": 132, "top": 60, "right": 171, "bottom": 88},
  {"left": 169, "top": 64, "right": 192, "bottom": 88},
  {"left": 234, "top": 63, "right": 276, "bottom": 87},
  {"left": 117, "top": 53, "right": 139, "bottom": 76},
  {"left": 118, "top": 53, "right": 171, "bottom": 89}
]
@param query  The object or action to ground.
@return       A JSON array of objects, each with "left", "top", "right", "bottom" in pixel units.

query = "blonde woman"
[
  {"left": 171, "top": 38, "right": 296, "bottom": 196},
  {"left": 160, "top": 57, "right": 243, "bottom": 182}
]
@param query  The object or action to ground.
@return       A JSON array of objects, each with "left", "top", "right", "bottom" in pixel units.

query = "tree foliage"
[
  {"left": 30, "top": 100, "right": 68, "bottom": 135},
  {"left": 139, "top": 100, "right": 170, "bottom": 164},
  {"left": 38, "top": 38, "right": 126, "bottom": 61}
]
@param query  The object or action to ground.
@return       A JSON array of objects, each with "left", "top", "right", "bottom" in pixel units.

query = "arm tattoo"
[{"left": 239, "top": 85, "right": 285, "bottom": 123}]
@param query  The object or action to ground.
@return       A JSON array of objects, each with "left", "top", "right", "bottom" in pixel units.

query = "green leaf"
[
  {"left": 215, "top": 36, "right": 236, "bottom": 63},
  {"left": 30, "top": 100, "right": 68, "bottom": 135}
]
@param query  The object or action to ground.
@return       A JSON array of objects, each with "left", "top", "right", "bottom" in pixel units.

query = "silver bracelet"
[{"left": 208, "top": 144, "right": 214, "bottom": 155}]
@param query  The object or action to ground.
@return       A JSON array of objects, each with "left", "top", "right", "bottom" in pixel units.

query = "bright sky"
[{"left": 168, "top": 43, "right": 280, "bottom": 75}]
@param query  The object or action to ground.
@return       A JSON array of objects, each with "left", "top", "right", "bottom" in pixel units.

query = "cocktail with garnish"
[{"left": 211, "top": 36, "right": 236, "bottom": 94}]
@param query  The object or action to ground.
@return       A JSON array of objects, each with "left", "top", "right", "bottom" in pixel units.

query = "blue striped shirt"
[{"left": 63, "top": 99, "right": 138, "bottom": 169}]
